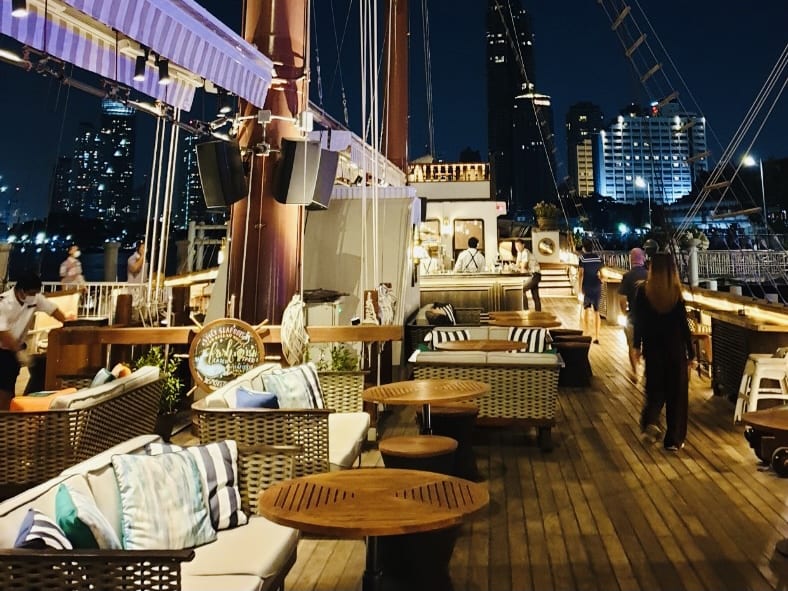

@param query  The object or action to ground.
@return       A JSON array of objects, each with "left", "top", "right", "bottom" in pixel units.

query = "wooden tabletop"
[
  {"left": 489, "top": 317, "right": 562, "bottom": 328},
  {"left": 434, "top": 339, "right": 525, "bottom": 352},
  {"left": 742, "top": 406, "right": 788, "bottom": 435},
  {"left": 258, "top": 468, "right": 488, "bottom": 537},
  {"left": 489, "top": 311, "right": 557, "bottom": 319},
  {"left": 362, "top": 379, "right": 490, "bottom": 405},
  {"left": 379, "top": 435, "right": 458, "bottom": 458}
]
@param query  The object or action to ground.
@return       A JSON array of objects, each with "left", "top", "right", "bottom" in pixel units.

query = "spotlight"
[
  {"left": 133, "top": 47, "right": 149, "bottom": 82},
  {"left": 157, "top": 57, "right": 171, "bottom": 85},
  {"left": 217, "top": 90, "right": 232, "bottom": 115},
  {"left": 11, "top": 0, "right": 28, "bottom": 17}
]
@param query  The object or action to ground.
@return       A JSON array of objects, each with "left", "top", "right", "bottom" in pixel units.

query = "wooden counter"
[{"left": 419, "top": 273, "right": 532, "bottom": 312}]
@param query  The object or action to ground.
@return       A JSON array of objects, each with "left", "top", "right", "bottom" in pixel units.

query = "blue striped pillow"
[
  {"left": 14, "top": 509, "right": 72, "bottom": 550},
  {"left": 507, "top": 327, "right": 548, "bottom": 352},
  {"left": 263, "top": 362, "right": 325, "bottom": 409},
  {"left": 146, "top": 440, "right": 247, "bottom": 531}
]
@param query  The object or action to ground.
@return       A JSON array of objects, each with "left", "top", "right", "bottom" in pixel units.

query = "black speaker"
[
  {"left": 273, "top": 138, "right": 338, "bottom": 210},
  {"left": 196, "top": 140, "right": 248, "bottom": 208}
]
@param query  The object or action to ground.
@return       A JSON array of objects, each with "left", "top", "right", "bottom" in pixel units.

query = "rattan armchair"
[{"left": 0, "top": 375, "right": 163, "bottom": 499}]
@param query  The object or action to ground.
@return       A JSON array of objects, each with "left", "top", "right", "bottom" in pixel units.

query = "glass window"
[
  {"left": 419, "top": 219, "right": 441, "bottom": 247},
  {"left": 453, "top": 219, "right": 485, "bottom": 259}
]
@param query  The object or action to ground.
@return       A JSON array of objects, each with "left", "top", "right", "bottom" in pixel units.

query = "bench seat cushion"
[
  {"left": 182, "top": 575, "right": 263, "bottom": 591},
  {"left": 328, "top": 412, "right": 370, "bottom": 469},
  {"left": 49, "top": 366, "right": 160, "bottom": 410},
  {"left": 182, "top": 516, "right": 298, "bottom": 579}
]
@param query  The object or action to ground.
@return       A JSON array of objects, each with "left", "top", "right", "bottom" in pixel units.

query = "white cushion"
[
  {"left": 487, "top": 326, "right": 510, "bottom": 340},
  {"left": 181, "top": 575, "right": 262, "bottom": 591},
  {"left": 84, "top": 465, "right": 124, "bottom": 543},
  {"left": 181, "top": 516, "right": 298, "bottom": 579},
  {"left": 328, "top": 412, "right": 370, "bottom": 469},
  {"left": 263, "top": 363, "right": 324, "bottom": 409}
]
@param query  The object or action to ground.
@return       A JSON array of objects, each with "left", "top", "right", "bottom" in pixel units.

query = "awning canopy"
[{"left": 0, "top": 0, "right": 274, "bottom": 111}]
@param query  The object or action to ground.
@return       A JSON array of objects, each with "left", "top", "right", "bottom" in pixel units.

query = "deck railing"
[{"left": 40, "top": 282, "right": 167, "bottom": 323}]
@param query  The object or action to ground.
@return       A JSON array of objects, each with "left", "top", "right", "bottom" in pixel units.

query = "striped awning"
[{"left": 0, "top": 0, "right": 274, "bottom": 111}]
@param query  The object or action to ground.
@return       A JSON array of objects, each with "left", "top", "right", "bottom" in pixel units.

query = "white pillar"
[
  {"left": 104, "top": 242, "right": 119, "bottom": 281},
  {"left": 0, "top": 243, "right": 12, "bottom": 284}
]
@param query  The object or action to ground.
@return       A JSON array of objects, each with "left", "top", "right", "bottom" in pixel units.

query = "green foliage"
[
  {"left": 134, "top": 346, "right": 183, "bottom": 414},
  {"left": 315, "top": 344, "right": 359, "bottom": 372},
  {"left": 533, "top": 201, "right": 559, "bottom": 218}
]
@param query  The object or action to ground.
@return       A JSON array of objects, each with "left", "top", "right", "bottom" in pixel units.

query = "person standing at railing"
[
  {"left": 0, "top": 273, "right": 75, "bottom": 409},
  {"left": 59, "top": 244, "right": 85, "bottom": 288},
  {"left": 127, "top": 240, "right": 146, "bottom": 283}
]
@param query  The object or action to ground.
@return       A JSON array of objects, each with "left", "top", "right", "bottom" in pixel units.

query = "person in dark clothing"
[
  {"left": 631, "top": 253, "right": 695, "bottom": 451},
  {"left": 619, "top": 248, "right": 649, "bottom": 371},
  {"left": 577, "top": 238, "right": 603, "bottom": 343}
]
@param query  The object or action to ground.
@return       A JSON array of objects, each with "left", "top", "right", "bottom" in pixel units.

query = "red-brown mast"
[
  {"left": 229, "top": 0, "right": 308, "bottom": 324},
  {"left": 382, "top": 0, "right": 409, "bottom": 172}
]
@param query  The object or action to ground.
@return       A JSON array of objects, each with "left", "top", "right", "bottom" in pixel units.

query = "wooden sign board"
[{"left": 188, "top": 318, "right": 266, "bottom": 391}]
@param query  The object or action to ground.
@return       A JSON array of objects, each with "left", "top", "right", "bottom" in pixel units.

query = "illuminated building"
[
  {"left": 99, "top": 99, "right": 137, "bottom": 219},
  {"left": 596, "top": 102, "right": 708, "bottom": 204},
  {"left": 566, "top": 102, "right": 604, "bottom": 197}
]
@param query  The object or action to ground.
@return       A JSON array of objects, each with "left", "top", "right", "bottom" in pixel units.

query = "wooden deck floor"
[{"left": 274, "top": 296, "right": 788, "bottom": 591}]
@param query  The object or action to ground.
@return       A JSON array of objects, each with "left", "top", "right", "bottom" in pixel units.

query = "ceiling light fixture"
[
  {"left": 157, "top": 56, "right": 171, "bottom": 86},
  {"left": 217, "top": 89, "right": 232, "bottom": 115},
  {"left": 11, "top": 0, "right": 28, "bottom": 18}
]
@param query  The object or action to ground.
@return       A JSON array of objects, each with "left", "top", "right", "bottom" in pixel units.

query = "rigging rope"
[{"left": 421, "top": 0, "right": 436, "bottom": 156}]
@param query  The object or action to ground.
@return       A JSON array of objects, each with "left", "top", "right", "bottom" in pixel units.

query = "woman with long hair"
[{"left": 631, "top": 253, "right": 695, "bottom": 451}]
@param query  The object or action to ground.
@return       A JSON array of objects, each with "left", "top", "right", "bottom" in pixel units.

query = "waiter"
[
  {"left": 0, "top": 273, "right": 73, "bottom": 409},
  {"left": 453, "top": 237, "right": 487, "bottom": 273}
]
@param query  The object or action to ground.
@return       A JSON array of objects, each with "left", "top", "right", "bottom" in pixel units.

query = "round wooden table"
[
  {"left": 363, "top": 379, "right": 489, "bottom": 434},
  {"left": 434, "top": 339, "right": 525, "bottom": 352},
  {"left": 489, "top": 316, "right": 562, "bottom": 328},
  {"left": 258, "top": 468, "right": 489, "bottom": 591}
]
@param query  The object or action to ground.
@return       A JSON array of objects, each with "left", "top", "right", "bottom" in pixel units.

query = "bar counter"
[{"left": 419, "top": 272, "right": 531, "bottom": 312}]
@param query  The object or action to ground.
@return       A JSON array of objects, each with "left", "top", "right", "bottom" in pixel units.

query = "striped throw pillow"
[
  {"left": 14, "top": 509, "right": 73, "bottom": 550},
  {"left": 433, "top": 303, "right": 457, "bottom": 324},
  {"left": 263, "top": 362, "right": 325, "bottom": 409},
  {"left": 146, "top": 440, "right": 247, "bottom": 531},
  {"left": 507, "top": 327, "right": 548, "bottom": 352},
  {"left": 431, "top": 329, "right": 471, "bottom": 349}
]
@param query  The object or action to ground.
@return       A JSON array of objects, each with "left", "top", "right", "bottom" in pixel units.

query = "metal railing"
[{"left": 41, "top": 282, "right": 167, "bottom": 323}]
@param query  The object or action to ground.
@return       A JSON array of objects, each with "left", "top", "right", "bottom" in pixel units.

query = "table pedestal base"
[{"left": 377, "top": 526, "right": 459, "bottom": 591}]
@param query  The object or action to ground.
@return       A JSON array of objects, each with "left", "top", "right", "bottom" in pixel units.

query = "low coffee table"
[
  {"left": 258, "top": 468, "right": 488, "bottom": 591},
  {"left": 363, "top": 379, "right": 489, "bottom": 434}
]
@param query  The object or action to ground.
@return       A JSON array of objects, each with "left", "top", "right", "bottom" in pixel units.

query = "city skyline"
[{"left": 0, "top": 0, "right": 785, "bottom": 221}]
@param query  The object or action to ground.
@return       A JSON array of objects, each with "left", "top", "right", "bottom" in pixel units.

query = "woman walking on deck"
[{"left": 631, "top": 253, "right": 694, "bottom": 451}]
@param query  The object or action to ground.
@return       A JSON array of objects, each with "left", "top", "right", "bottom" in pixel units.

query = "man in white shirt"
[
  {"left": 514, "top": 238, "right": 542, "bottom": 311},
  {"left": 0, "top": 273, "right": 73, "bottom": 409},
  {"left": 127, "top": 240, "right": 146, "bottom": 283},
  {"left": 453, "top": 237, "right": 486, "bottom": 273}
]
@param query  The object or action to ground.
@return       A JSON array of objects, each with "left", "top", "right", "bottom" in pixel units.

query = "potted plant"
[
  {"left": 134, "top": 346, "right": 184, "bottom": 442},
  {"left": 311, "top": 344, "right": 366, "bottom": 414},
  {"left": 533, "top": 201, "right": 560, "bottom": 230}
]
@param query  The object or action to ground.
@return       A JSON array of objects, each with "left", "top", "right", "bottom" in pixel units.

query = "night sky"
[{"left": 0, "top": 0, "right": 785, "bottom": 221}]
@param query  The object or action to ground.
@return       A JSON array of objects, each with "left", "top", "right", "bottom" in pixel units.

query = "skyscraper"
[
  {"left": 51, "top": 156, "right": 72, "bottom": 214},
  {"left": 566, "top": 102, "right": 605, "bottom": 197},
  {"left": 596, "top": 102, "right": 708, "bottom": 204},
  {"left": 487, "top": 0, "right": 555, "bottom": 220},
  {"left": 99, "top": 99, "right": 137, "bottom": 219},
  {"left": 70, "top": 122, "right": 103, "bottom": 218}
]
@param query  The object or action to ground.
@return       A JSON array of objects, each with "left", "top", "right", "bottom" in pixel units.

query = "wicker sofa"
[
  {"left": 410, "top": 326, "right": 563, "bottom": 451},
  {"left": 192, "top": 363, "right": 369, "bottom": 477},
  {"left": 0, "top": 366, "right": 162, "bottom": 498},
  {"left": 0, "top": 435, "right": 299, "bottom": 591}
]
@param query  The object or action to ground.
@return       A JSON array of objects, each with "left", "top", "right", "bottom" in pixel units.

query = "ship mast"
[
  {"left": 229, "top": 0, "right": 308, "bottom": 324},
  {"left": 382, "top": 0, "right": 409, "bottom": 172}
]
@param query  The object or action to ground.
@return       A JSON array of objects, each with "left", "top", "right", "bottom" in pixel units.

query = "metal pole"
[
  {"left": 759, "top": 159, "right": 767, "bottom": 223},
  {"left": 647, "top": 182, "right": 652, "bottom": 227}
]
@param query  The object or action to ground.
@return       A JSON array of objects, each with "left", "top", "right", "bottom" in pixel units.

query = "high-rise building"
[
  {"left": 487, "top": 0, "right": 555, "bottom": 220},
  {"left": 566, "top": 102, "right": 605, "bottom": 197},
  {"left": 596, "top": 102, "right": 709, "bottom": 205},
  {"left": 70, "top": 122, "right": 104, "bottom": 218},
  {"left": 512, "top": 91, "right": 556, "bottom": 215},
  {"left": 51, "top": 156, "right": 72, "bottom": 214},
  {"left": 99, "top": 99, "right": 137, "bottom": 219}
]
